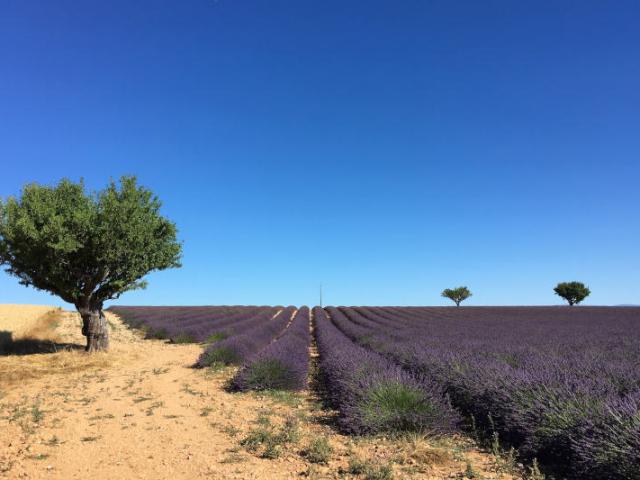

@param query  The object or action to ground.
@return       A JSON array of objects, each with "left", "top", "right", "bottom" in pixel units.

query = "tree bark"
[{"left": 79, "top": 309, "right": 109, "bottom": 352}]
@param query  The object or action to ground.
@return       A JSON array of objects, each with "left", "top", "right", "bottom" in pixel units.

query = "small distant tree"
[
  {"left": 441, "top": 286, "right": 472, "bottom": 307},
  {"left": 554, "top": 281, "right": 590, "bottom": 306},
  {"left": 0, "top": 176, "right": 182, "bottom": 352}
]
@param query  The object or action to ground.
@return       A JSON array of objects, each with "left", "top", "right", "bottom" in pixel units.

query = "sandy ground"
[{"left": 0, "top": 306, "right": 520, "bottom": 480}]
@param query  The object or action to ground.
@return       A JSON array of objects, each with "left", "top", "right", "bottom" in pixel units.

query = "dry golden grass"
[
  {"left": 0, "top": 305, "right": 62, "bottom": 355},
  {"left": 20, "top": 309, "right": 63, "bottom": 339},
  {"left": 0, "top": 306, "right": 104, "bottom": 385},
  {"left": 0, "top": 308, "right": 63, "bottom": 354},
  {"left": 392, "top": 433, "right": 455, "bottom": 466},
  {"left": 0, "top": 306, "right": 137, "bottom": 386},
  {"left": 0, "top": 350, "right": 116, "bottom": 386},
  {"left": 0, "top": 304, "right": 58, "bottom": 339}
]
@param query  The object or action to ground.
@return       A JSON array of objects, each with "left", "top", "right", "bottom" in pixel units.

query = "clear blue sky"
[{"left": 1, "top": 1, "right": 639, "bottom": 307}]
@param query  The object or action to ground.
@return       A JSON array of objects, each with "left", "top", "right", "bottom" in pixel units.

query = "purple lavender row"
[
  {"left": 196, "top": 306, "right": 296, "bottom": 368},
  {"left": 231, "top": 306, "right": 311, "bottom": 391},
  {"left": 109, "top": 306, "right": 262, "bottom": 328},
  {"left": 109, "top": 305, "right": 278, "bottom": 342},
  {"left": 343, "top": 306, "right": 640, "bottom": 480},
  {"left": 192, "top": 307, "right": 284, "bottom": 341},
  {"left": 108, "top": 305, "right": 256, "bottom": 339},
  {"left": 315, "top": 307, "right": 459, "bottom": 435}
]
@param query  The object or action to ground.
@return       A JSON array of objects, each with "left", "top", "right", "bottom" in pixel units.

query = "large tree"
[
  {"left": 441, "top": 286, "right": 472, "bottom": 307},
  {"left": 554, "top": 281, "right": 590, "bottom": 306},
  {"left": 0, "top": 176, "right": 182, "bottom": 351}
]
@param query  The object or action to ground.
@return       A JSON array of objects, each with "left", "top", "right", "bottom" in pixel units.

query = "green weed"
[
  {"left": 359, "top": 381, "right": 437, "bottom": 432},
  {"left": 304, "top": 436, "right": 333, "bottom": 464},
  {"left": 205, "top": 332, "right": 228, "bottom": 344},
  {"left": 172, "top": 333, "right": 196, "bottom": 344},
  {"left": 348, "top": 456, "right": 394, "bottom": 480}
]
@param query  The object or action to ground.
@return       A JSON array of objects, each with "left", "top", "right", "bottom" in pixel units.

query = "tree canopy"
[
  {"left": 441, "top": 286, "right": 472, "bottom": 307},
  {"left": 554, "top": 281, "right": 590, "bottom": 306}
]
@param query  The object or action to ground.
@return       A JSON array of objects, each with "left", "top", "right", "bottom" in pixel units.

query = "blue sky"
[{"left": 1, "top": 0, "right": 639, "bottom": 307}]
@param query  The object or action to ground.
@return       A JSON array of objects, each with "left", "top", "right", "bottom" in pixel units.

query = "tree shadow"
[{"left": 0, "top": 330, "right": 84, "bottom": 356}]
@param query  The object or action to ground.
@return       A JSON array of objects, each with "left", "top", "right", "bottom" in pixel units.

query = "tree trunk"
[{"left": 79, "top": 309, "right": 109, "bottom": 352}]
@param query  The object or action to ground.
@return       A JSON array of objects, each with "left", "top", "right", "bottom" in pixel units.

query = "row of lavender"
[
  {"left": 108, "top": 305, "right": 279, "bottom": 343},
  {"left": 231, "top": 306, "right": 311, "bottom": 391},
  {"left": 315, "top": 307, "right": 458, "bottom": 434},
  {"left": 196, "top": 306, "right": 296, "bottom": 367},
  {"left": 330, "top": 306, "right": 640, "bottom": 480}
]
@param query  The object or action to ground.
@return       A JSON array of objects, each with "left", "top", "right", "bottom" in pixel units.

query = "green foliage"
[
  {"left": 464, "top": 462, "right": 479, "bottom": 479},
  {"left": 0, "top": 176, "right": 181, "bottom": 310},
  {"left": 244, "top": 359, "right": 295, "bottom": 391},
  {"left": 172, "top": 332, "right": 196, "bottom": 344},
  {"left": 201, "top": 346, "right": 240, "bottom": 366},
  {"left": 262, "top": 440, "right": 283, "bottom": 459},
  {"left": 146, "top": 327, "right": 169, "bottom": 340},
  {"left": 348, "top": 457, "right": 394, "bottom": 479},
  {"left": 441, "top": 286, "right": 472, "bottom": 306},
  {"left": 553, "top": 281, "right": 590, "bottom": 306},
  {"left": 27, "top": 454, "right": 50, "bottom": 461},
  {"left": 261, "top": 389, "right": 302, "bottom": 406},
  {"left": 358, "top": 381, "right": 437, "bottom": 432},
  {"left": 205, "top": 331, "right": 228, "bottom": 343},
  {"left": 490, "top": 431, "right": 500, "bottom": 456},
  {"left": 348, "top": 457, "right": 368, "bottom": 475},
  {"left": 31, "top": 403, "right": 44, "bottom": 423},
  {"left": 240, "top": 426, "right": 272, "bottom": 452},
  {"left": 240, "top": 417, "right": 300, "bottom": 460},
  {"left": 527, "top": 459, "right": 545, "bottom": 480},
  {"left": 304, "top": 436, "right": 333, "bottom": 464}
]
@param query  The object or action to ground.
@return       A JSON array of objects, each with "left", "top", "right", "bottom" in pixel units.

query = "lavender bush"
[
  {"left": 232, "top": 306, "right": 311, "bottom": 391},
  {"left": 316, "top": 307, "right": 459, "bottom": 435},
  {"left": 196, "top": 306, "right": 295, "bottom": 367},
  {"left": 109, "top": 305, "right": 278, "bottom": 343}
]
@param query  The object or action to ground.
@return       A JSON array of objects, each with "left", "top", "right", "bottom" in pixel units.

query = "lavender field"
[
  {"left": 330, "top": 306, "right": 640, "bottom": 479},
  {"left": 108, "top": 305, "right": 280, "bottom": 343},
  {"left": 109, "top": 305, "right": 640, "bottom": 479}
]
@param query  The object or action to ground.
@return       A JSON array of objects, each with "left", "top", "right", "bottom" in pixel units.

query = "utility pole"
[{"left": 319, "top": 284, "right": 323, "bottom": 307}]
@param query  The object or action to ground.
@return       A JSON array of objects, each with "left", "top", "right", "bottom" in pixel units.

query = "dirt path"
[{"left": 0, "top": 308, "right": 518, "bottom": 480}]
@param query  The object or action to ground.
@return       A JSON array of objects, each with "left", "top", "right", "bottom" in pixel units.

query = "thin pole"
[{"left": 319, "top": 284, "right": 323, "bottom": 308}]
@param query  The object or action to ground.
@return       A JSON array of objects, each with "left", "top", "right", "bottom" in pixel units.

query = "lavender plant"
[
  {"left": 196, "top": 306, "right": 295, "bottom": 367},
  {"left": 232, "top": 306, "right": 311, "bottom": 391},
  {"left": 110, "top": 305, "right": 278, "bottom": 343},
  {"left": 316, "top": 307, "right": 459, "bottom": 434}
]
